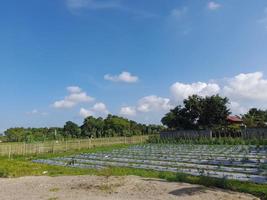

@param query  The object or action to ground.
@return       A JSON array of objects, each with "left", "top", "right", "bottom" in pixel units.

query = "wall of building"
[
  {"left": 160, "top": 128, "right": 267, "bottom": 139},
  {"left": 241, "top": 128, "right": 267, "bottom": 139},
  {"left": 160, "top": 130, "right": 212, "bottom": 139}
]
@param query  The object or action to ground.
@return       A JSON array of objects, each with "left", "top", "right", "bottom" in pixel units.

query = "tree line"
[
  {"left": 3, "top": 114, "right": 164, "bottom": 142},
  {"left": 161, "top": 94, "right": 267, "bottom": 130},
  {"left": 2, "top": 95, "right": 267, "bottom": 143}
]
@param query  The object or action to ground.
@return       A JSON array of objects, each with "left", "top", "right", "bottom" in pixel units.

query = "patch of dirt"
[{"left": 0, "top": 176, "right": 259, "bottom": 200}]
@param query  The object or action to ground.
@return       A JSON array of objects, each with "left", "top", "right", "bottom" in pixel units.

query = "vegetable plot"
[{"left": 33, "top": 144, "right": 267, "bottom": 184}]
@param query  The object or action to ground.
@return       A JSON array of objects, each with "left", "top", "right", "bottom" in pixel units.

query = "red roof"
[{"left": 227, "top": 115, "right": 243, "bottom": 123}]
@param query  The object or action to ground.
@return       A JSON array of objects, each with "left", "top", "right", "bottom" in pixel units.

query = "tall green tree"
[
  {"left": 161, "top": 95, "right": 230, "bottom": 130},
  {"left": 242, "top": 108, "right": 267, "bottom": 128},
  {"left": 198, "top": 95, "right": 230, "bottom": 128},
  {"left": 63, "top": 121, "right": 81, "bottom": 138}
]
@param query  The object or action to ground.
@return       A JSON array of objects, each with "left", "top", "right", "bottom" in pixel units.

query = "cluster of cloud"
[
  {"left": 170, "top": 82, "right": 220, "bottom": 102},
  {"left": 53, "top": 86, "right": 94, "bottom": 108},
  {"left": 80, "top": 102, "right": 109, "bottom": 118},
  {"left": 119, "top": 71, "right": 267, "bottom": 118},
  {"left": 119, "top": 95, "right": 173, "bottom": 117},
  {"left": 48, "top": 71, "right": 267, "bottom": 124},
  {"left": 224, "top": 72, "right": 267, "bottom": 102},
  {"left": 104, "top": 71, "right": 139, "bottom": 83},
  {"left": 169, "top": 72, "right": 267, "bottom": 114}
]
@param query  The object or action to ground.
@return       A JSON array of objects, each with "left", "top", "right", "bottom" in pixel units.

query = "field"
[
  {"left": 33, "top": 144, "right": 267, "bottom": 184},
  {"left": 1, "top": 143, "right": 267, "bottom": 199}
]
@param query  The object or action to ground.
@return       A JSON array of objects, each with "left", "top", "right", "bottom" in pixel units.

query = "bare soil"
[{"left": 0, "top": 175, "right": 259, "bottom": 200}]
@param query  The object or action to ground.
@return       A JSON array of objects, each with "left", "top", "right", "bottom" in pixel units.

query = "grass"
[{"left": 0, "top": 143, "right": 266, "bottom": 200}]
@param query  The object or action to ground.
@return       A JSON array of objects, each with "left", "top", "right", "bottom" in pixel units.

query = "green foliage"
[
  {"left": 243, "top": 108, "right": 267, "bottom": 128},
  {"left": 63, "top": 121, "right": 81, "bottom": 138},
  {"left": 3, "top": 115, "right": 164, "bottom": 143},
  {"left": 162, "top": 95, "right": 230, "bottom": 130},
  {"left": 4, "top": 127, "right": 63, "bottom": 143},
  {"left": 80, "top": 114, "right": 164, "bottom": 139},
  {"left": 147, "top": 135, "right": 267, "bottom": 145}
]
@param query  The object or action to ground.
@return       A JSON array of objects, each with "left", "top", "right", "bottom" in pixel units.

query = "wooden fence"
[{"left": 0, "top": 135, "right": 149, "bottom": 157}]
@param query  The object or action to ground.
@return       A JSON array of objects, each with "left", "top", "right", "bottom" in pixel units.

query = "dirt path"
[{"left": 0, "top": 176, "right": 259, "bottom": 200}]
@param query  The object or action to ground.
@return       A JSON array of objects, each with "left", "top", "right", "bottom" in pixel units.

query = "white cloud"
[
  {"left": 170, "top": 7, "right": 187, "bottom": 18},
  {"left": 79, "top": 108, "right": 95, "bottom": 118},
  {"left": 223, "top": 72, "right": 267, "bottom": 101},
  {"left": 79, "top": 102, "right": 109, "bottom": 118},
  {"left": 229, "top": 101, "right": 247, "bottom": 115},
  {"left": 119, "top": 106, "right": 136, "bottom": 116},
  {"left": 170, "top": 82, "right": 220, "bottom": 102},
  {"left": 137, "top": 95, "right": 173, "bottom": 113},
  {"left": 92, "top": 102, "right": 109, "bottom": 114},
  {"left": 207, "top": 2, "right": 221, "bottom": 10},
  {"left": 53, "top": 86, "right": 94, "bottom": 109},
  {"left": 104, "top": 71, "right": 139, "bottom": 83}
]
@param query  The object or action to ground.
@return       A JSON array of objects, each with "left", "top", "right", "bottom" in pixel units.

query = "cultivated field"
[{"left": 34, "top": 144, "right": 267, "bottom": 184}]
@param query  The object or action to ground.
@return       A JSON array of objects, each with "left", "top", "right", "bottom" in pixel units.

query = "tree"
[
  {"left": 81, "top": 116, "right": 104, "bottom": 138},
  {"left": 161, "top": 95, "right": 230, "bottom": 130},
  {"left": 242, "top": 108, "right": 267, "bottom": 128},
  {"left": 104, "top": 115, "right": 131, "bottom": 136},
  {"left": 4, "top": 128, "right": 26, "bottom": 142},
  {"left": 198, "top": 95, "right": 230, "bottom": 128},
  {"left": 63, "top": 121, "right": 81, "bottom": 138}
]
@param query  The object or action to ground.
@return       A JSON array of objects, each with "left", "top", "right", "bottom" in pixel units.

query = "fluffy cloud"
[
  {"left": 223, "top": 72, "right": 267, "bottom": 102},
  {"left": 137, "top": 95, "right": 173, "bottom": 113},
  {"left": 92, "top": 102, "right": 109, "bottom": 114},
  {"left": 229, "top": 101, "right": 247, "bottom": 115},
  {"left": 119, "top": 106, "right": 136, "bottom": 116},
  {"left": 207, "top": 2, "right": 221, "bottom": 10},
  {"left": 79, "top": 102, "right": 109, "bottom": 118},
  {"left": 170, "top": 82, "right": 220, "bottom": 102},
  {"left": 104, "top": 71, "right": 139, "bottom": 83},
  {"left": 79, "top": 108, "right": 94, "bottom": 118},
  {"left": 53, "top": 86, "right": 94, "bottom": 109}
]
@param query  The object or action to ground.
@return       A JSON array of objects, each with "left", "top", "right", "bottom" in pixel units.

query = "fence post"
[
  {"left": 8, "top": 144, "right": 11, "bottom": 159},
  {"left": 52, "top": 142, "right": 54, "bottom": 154},
  {"left": 65, "top": 140, "right": 68, "bottom": 152}
]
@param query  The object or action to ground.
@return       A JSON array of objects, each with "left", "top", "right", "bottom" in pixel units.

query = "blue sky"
[{"left": 1, "top": 0, "right": 267, "bottom": 132}]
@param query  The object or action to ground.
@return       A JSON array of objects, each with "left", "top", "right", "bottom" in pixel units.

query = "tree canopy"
[
  {"left": 4, "top": 115, "right": 164, "bottom": 142},
  {"left": 161, "top": 95, "right": 231, "bottom": 130},
  {"left": 242, "top": 108, "right": 267, "bottom": 128}
]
